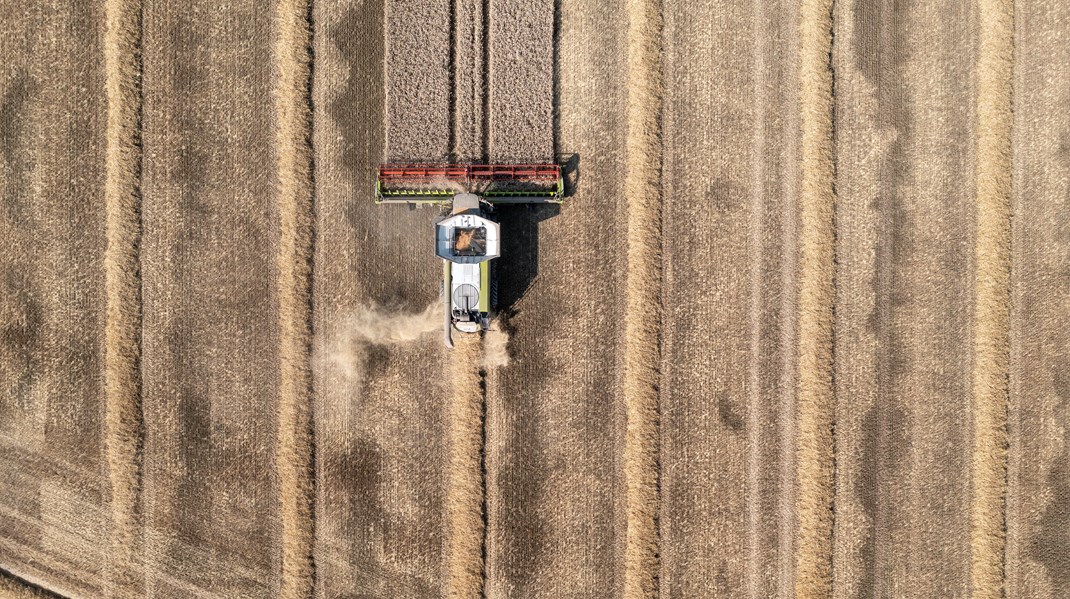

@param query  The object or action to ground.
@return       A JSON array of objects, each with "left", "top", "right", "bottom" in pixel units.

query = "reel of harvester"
[
  {"left": 375, "top": 162, "right": 564, "bottom": 348},
  {"left": 376, "top": 163, "right": 564, "bottom": 204}
]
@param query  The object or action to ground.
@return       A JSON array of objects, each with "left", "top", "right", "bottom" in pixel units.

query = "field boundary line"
[
  {"left": 793, "top": 0, "right": 836, "bottom": 595},
  {"left": 970, "top": 0, "right": 1014, "bottom": 596},
  {"left": 443, "top": 336, "right": 485, "bottom": 599},
  {"left": 622, "top": 0, "right": 664, "bottom": 595},
  {"left": 102, "top": 0, "right": 144, "bottom": 594},
  {"left": 274, "top": 0, "right": 316, "bottom": 595}
]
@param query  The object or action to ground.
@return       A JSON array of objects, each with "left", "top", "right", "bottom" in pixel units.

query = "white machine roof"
[{"left": 436, "top": 210, "right": 500, "bottom": 263}]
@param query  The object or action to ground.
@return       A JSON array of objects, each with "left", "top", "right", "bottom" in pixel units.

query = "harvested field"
[{"left": 2, "top": 1, "right": 1069, "bottom": 598}]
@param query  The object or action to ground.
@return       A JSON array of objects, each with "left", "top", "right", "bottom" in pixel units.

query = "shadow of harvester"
[{"left": 492, "top": 153, "right": 579, "bottom": 316}]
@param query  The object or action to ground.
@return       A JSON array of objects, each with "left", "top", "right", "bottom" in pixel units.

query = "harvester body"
[
  {"left": 437, "top": 194, "right": 498, "bottom": 343},
  {"left": 376, "top": 163, "right": 562, "bottom": 347}
]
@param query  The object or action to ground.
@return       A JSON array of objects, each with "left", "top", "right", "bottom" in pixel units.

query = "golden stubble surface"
[
  {"left": 0, "top": 2, "right": 110, "bottom": 597},
  {"left": 312, "top": 1, "right": 450, "bottom": 597},
  {"left": 659, "top": 0, "right": 801, "bottom": 596},
  {"left": 5, "top": 0, "right": 1070, "bottom": 598},
  {"left": 831, "top": 0, "right": 1003, "bottom": 597},
  {"left": 138, "top": 1, "right": 283, "bottom": 595},
  {"left": 1006, "top": 1, "right": 1070, "bottom": 598}
]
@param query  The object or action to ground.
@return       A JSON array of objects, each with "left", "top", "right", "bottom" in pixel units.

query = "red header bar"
[{"left": 378, "top": 163, "right": 560, "bottom": 181}]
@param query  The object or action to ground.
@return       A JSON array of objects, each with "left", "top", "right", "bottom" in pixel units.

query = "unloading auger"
[{"left": 375, "top": 163, "right": 564, "bottom": 348}]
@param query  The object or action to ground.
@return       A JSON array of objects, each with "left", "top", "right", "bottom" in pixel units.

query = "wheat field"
[{"left": 1, "top": 0, "right": 1068, "bottom": 597}]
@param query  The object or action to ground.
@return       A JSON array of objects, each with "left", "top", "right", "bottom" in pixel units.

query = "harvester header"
[
  {"left": 376, "top": 162, "right": 563, "bottom": 203},
  {"left": 374, "top": 160, "right": 566, "bottom": 348}
]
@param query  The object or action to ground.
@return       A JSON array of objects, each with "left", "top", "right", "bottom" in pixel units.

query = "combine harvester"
[{"left": 376, "top": 163, "right": 564, "bottom": 348}]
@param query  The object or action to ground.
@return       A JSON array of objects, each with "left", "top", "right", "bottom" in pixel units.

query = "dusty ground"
[{"left": 1, "top": 0, "right": 1068, "bottom": 598}]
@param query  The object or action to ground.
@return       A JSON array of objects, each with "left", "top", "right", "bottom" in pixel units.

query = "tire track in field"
[
  {"left": 101, "top": 0, "right": 144, "bottom": 594},
  {"left": 274, "top": 0, "right": 316, "bottom": 596},
  {"left": 622, "top": 0, "right": 664, "bottom": 595},
  {"left": 970, "top": 0, "right": 1013, "bottom": 596},
  {"left": 793, "top": 0, "right": 836, "bottom": 595}
]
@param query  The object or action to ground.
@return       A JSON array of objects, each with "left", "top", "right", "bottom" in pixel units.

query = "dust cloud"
[
  {"left": 325, "top": 302, "right": 441, "bottom": 379},
  {"left": 322, "top": 302, "right": 512, "bottom": 378},
  {"left": 482, "top": 321, "right": 511, "bottom": 369}
]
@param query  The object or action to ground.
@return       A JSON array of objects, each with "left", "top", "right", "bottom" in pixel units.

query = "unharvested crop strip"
[
  {"left": 443, "top": 336, "right": 485, "bottom": 598},
  {"left": 793, "top": 0, "right": 836, "bottom": 595},
  {"left": 970, "top": 0, "right": 1013, "bottom": 596},
  {"left": 551, "top": 0, "right": 561, "bottom": 157},
  {"left": 447, "top": 0, "right": 458, "bottom": 158},
  {"left": 480, "top": 0, "right": 491, "bottom": 160},
  {"left": 102, "top": 0, "right": 144, "bottom": 594},
  {"left": 621, "top": 0, "right": 664, "bottom": 595},
  {"left": 274, "top": 0, "right": 316, "bottom": 596}
]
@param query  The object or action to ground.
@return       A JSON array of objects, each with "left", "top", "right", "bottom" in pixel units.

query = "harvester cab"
[{"left": 375, "top": 163, "right": 564, "bottom": 348}]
